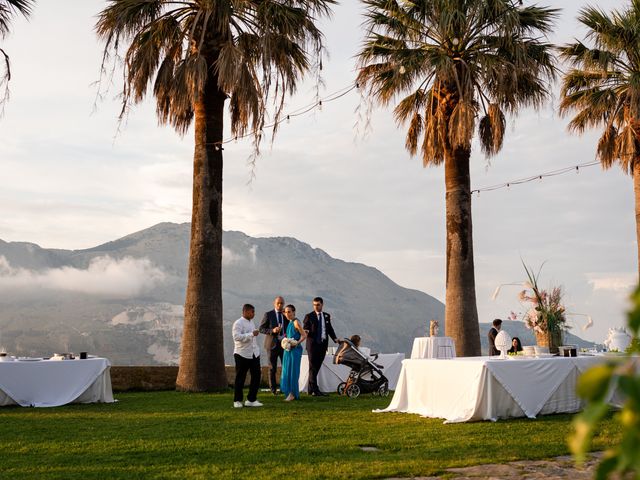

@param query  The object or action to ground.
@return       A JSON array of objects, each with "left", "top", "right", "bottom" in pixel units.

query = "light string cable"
[
  {"left": 471, "top": 160, "right": 601, "bottom": 196},
  {"left": 210, "top": 82, "right": 358, "bottom": 147}
]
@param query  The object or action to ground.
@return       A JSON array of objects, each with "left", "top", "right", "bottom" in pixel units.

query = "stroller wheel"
[
  {"left": 377, "top": 382, "right": 389, "bottom": 397},
  {"left": 337, "top": 382, "right": 347, "bottom": 395},
  {"left": 346, "top": 383, "right": 361, "bottom": 398}
]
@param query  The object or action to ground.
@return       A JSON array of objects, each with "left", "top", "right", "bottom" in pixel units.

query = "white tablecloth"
[
  {"left": 299, "top": 353, "right": 405, "bottom": 393},
  {"left": 0, "top": 357, "right": 114, "bottom": 407},
  {"left": 411, "top": 337, "right": 456, "bottom": 359},
  {"left": 377, "top": 355, "right": 629, "bottom": 422}
]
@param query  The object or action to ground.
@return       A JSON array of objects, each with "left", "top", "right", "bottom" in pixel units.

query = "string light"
[
  {"left": 472, "top": 161, "right": 600, "bottom": 195},
  {"left": 208, "top": 82, "right": 357, "bottom": 147},
  {"left": 206, "top": 80, "right": 601, "bottom": 200}
]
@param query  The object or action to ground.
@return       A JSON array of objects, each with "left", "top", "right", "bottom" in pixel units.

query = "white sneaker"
[
  {"left": 233, "top": 401, "right": 243, "bottom": 408},
  {"left": 244, "top": 400, "right": 263, "bottom": 407}
]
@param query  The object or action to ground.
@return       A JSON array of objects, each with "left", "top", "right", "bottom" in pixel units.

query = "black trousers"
[
  {"left": 234, "top": 353, "right": 261, "bottom": 402},
  {"left": 268, "top": 343, "right": 284, "bottom": 392},
  {"left": 307, "top": 340, "right": 328, "bottom": 394}
]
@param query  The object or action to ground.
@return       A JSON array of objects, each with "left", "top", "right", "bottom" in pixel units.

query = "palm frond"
[
  {"left": 96, "top": 0, "right": 334, "bottom": 149},
  {"left": 358, "top": 0, "right": 557, "bottom": 164},
  {"left": 478, "top": 103, "right": 505, "bottom": 157}
]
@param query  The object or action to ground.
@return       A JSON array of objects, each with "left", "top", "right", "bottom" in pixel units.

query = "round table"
[{"left": 410, "top": 337, "right": 456, "bottom": 359}]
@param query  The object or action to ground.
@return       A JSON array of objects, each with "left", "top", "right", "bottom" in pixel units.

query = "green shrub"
[{"left": 569, "top": 286, "right": 640, "bottom": 479}]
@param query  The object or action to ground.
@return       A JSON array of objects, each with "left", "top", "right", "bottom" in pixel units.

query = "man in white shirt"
[{"left": 232, "top": 304, "right": 263, "bottom": 408}]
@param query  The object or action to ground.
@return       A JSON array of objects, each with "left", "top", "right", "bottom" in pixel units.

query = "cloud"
[
  {"left": 587, "top": 273, "right": 636, "bottom": 293},
  {"left": 222, "top": 246, "right": 258, "bottom": 266},
  {"left": 0, "top": 255, "right": 166, "bottom": 297}
]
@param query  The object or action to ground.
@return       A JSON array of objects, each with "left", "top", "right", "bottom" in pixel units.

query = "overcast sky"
[{"left": 0, "top": 0, "right": 635, "bottom": 344}]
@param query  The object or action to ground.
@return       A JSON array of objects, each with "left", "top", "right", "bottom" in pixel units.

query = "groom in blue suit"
[{"left": 303, "top": 297, "right": 338, "bottom": 396}]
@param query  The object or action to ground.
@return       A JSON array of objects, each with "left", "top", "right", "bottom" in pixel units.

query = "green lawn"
[{"left": 0, "top": 391, "right": 620, "bottom": 479}]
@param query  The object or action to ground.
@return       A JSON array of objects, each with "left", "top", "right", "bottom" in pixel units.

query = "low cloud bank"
[
  {"left": 587, "top": 273, "right": 636, "bottom": 293},
  {"left": 0, "top": 255, "right": 166, "bottom": 297},
  {"left": 222, "top": 245, "right": 257, "bottom": 266}
]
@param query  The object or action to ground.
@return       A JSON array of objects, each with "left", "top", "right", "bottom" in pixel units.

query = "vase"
[{"left": 535, "top": 329, "right": 562, "bottom": 354}]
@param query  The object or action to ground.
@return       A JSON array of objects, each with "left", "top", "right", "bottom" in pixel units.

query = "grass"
[{"left": 0, "top": 391, "right": 621, "bottom": 479}]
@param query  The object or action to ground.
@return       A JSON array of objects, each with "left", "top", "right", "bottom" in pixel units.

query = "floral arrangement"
[
  {"left": 518, "top": 262, "right": 567, "bottom": 335},
  {"left": 281, "top": 337, "right": 299, "bottom": 351}
]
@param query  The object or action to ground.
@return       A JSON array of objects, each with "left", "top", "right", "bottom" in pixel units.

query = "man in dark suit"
[
  {"left": 303, "top": 296, "right": 339, "bottom": 396},
  {"left": 488, "top": 318, "right": 503, "bottom": 356},
  {"left": 259, "top": 296, "right": 288, "bottom": 394}
]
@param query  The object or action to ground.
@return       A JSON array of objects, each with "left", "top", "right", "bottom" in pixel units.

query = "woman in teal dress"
[{"left": 280, "top": 304, "right": 307, "bottom": 401}]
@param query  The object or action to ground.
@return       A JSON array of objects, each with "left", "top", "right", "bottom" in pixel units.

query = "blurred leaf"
[
  {"left": 569, "top": 402, "right": 609, "bottom": 461},
  {"left": 618, "top": 375, "right": 640, "bottom": 400},
  {"left": 628, "top": 287, "right": 640, "bottom": 335},
  {"left": 577, "top": 364, "right": 615, "bottom": 401},
  {"left": 595, "top": 454, "right": 618, "bottom": 480}
]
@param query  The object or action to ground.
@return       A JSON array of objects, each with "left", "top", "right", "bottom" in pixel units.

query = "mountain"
[
  {"left": 0, "top": 223, "right": 446, "bottom": 364},
  {"left": 0, "top": 224, "right": 595, "bottom": 364}
]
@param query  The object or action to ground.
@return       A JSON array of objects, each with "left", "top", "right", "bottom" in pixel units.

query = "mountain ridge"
[{"left": 0, "top": 223, "right": 594, "bottom": 364}]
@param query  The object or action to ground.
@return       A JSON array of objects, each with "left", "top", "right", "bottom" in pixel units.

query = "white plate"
[{"left": 17, "top": 357, "right": 42, "bottom": 361}]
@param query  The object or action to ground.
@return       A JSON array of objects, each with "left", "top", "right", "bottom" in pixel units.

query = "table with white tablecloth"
[
  {"left": 376, "top": 355, "right": 630, "bottom": 423},
  {"left": 411, "top": 337, "right": 456, "bottom": 359},
  {"left": 0, "top": 357, "right": 114, "bottom": 407},
  {"left": 299, "top": 353, "right": 405, "bottom": 393}
]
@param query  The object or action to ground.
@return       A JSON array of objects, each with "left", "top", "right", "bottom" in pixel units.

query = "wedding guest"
[
  {"left": 232, "top": 304, "right": 263, "bottom": 408},
  {"left": 303, "top": 297, "right": 339, "bottom": 396},
  {"left": 508, "top": 337, "right": 523, "bottom": 354},
  {"left": 280, "top": 304, "right": 307, "bottom": 401},
  {"left": 488, "top": 319, "right": 502, "bottom": 356},
  {"left": 259, "top": 296, "right": 288, "bottom": 394}
]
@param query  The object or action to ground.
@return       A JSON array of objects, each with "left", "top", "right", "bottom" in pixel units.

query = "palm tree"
[
  {"left": 559, "top": 1, "right": 640, "bottom": 280},
  {"left": 96, "top": 0, "right": 335, "bottom": 391},
  {"left": 1, "top": 0, "right": 35, "bottom": 114},
  {"left": 357, "top": 0, "right": 557, "bottom": 356}
]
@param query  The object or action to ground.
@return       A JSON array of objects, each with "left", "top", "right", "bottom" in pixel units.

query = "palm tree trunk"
[
  {"left": 444, "top": 144, "right": 481, "bottom": 357},
  {"left": 635, "top": 161, "right": 640, "bottom": 283},
  {"left": 176, "top": 68, "right": 227, "bottom": 392}
]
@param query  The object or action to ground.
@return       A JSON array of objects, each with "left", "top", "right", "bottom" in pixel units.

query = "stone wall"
[{"left": 110, "top": 366, "right": 281, "bottom": 392}]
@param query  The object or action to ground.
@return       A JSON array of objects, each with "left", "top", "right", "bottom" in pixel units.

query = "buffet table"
[
  {"left": 376, "top": 355, "right": 629, "bottom": 423},
  {"left": 299, "top": 353, "right": 405, "bottom": 393},
  {"left": 411, "top": 337, "right": 456, "bottom": 359},
  {"left": 0, "top": 357, "right": 114, "bottom": 407}
]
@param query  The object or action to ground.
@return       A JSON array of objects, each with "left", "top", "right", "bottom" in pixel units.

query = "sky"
[{"left": 0, "top": 0, "right": 636, "bottom": 344}]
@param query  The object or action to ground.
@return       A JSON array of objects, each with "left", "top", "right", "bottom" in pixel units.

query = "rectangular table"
[
  {"left": 376, "top": 355, "right": 630, "bottom": 423},
  {"left": 0, "top": 357, "right": 114, "bottom": 407},
  {"left": 299, "top": 353, "right": 405, "bottom": 393}
]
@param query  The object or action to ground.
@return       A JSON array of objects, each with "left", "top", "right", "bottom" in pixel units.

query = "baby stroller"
[{"left": 333, "top": 338, "right": 389, "bottom": 398}]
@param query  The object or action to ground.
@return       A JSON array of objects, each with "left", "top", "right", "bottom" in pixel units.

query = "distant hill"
[{"left": 0, "top": 223, "right": 447, "bottom": 364}]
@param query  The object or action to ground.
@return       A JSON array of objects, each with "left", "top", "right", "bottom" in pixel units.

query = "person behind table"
[
  {"left": 280, "top": 304, "right": 307, "bottom": 401},
  {"left": 232, "top": 304, "right": 262, "bottom": 408},
  {"left": 488, "top": 319, "right": 502, "bottom": 356},
  {"left": 508, "top": 336, "right": 523, "bottom": 354},
  {"left": 303, "top": 296, "right": 339, "bottom": 396},
  {"left": 259, "top": 295, "right": 288, "bottom": 395}
]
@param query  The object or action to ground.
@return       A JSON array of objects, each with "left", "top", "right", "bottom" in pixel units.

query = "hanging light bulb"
[
  {"left": 318, "top": 100, "right": 323, "bottom": 111},
  {"left": 286, "top": 115, "right": 290, "bottom": 124}
]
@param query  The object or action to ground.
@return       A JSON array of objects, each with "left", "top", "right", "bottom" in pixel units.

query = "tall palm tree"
[
  {"left": 96, "top": 0, "right": 335, "bottom": 391},
  {"left": 357, "top": 0, "right": 557, "bottom": 356},
  {"left": 0, "top": 0, "right": 35, "bottom": 114},
  {"left": 559, "top": 1, "right": 640, "bottom": 280}
]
